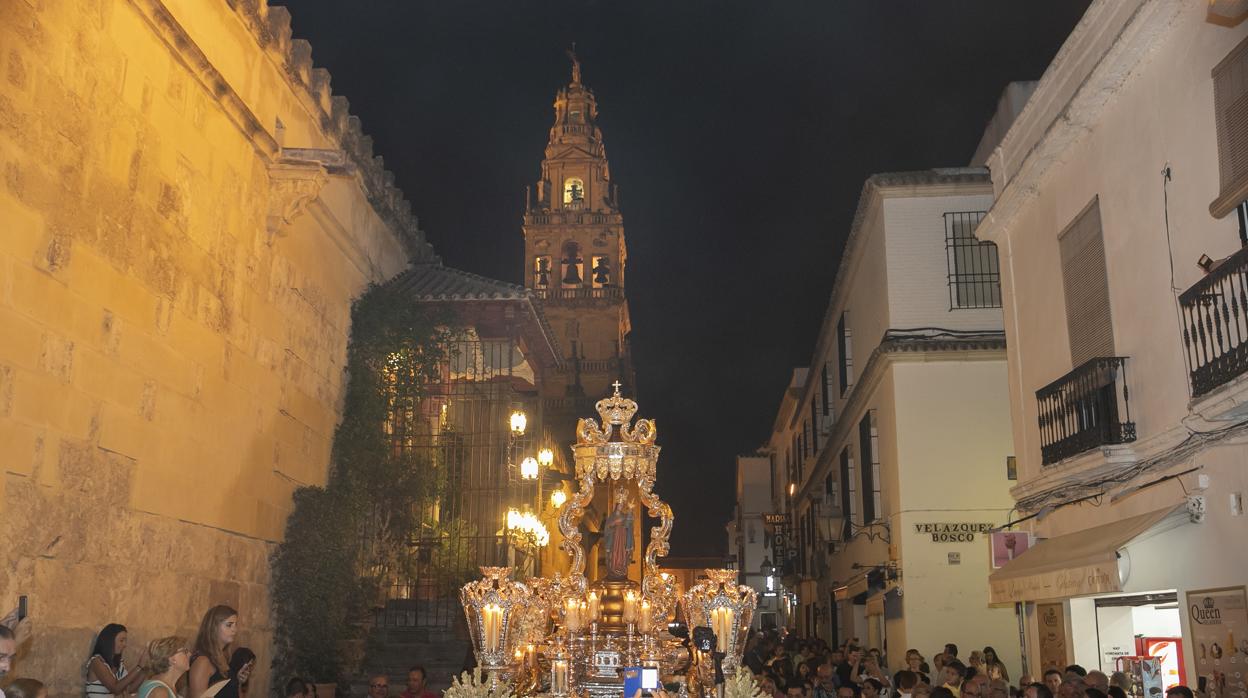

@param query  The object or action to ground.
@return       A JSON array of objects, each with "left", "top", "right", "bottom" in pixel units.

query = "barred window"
[
  {"left": 858, "top": 410, "right": 882, "bottom": 523},
  {"left": 839, "top": 447, "right": 857, "bottom": 541},
  {"left": 944, "top": 211, "right": 1000, "bottom": 309}
]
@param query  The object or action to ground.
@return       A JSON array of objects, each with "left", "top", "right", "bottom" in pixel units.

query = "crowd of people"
[
  {"left": 0, "top": 611, "right": 1204, "bottom": 698},
  {"left": 739, "top": 631, "right": 1197, "bottom": 698},
  {"left": 0, "top": 605, "right": 273, "bottom": 698}
]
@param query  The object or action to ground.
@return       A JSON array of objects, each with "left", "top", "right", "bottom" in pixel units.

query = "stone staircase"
[{"left": 352, "top": 601, "right": 474, "bottom": 697}]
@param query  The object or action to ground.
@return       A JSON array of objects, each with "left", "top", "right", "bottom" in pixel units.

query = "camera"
[{"left": 692, "top": 626, "right": 717, "bottom": 653}]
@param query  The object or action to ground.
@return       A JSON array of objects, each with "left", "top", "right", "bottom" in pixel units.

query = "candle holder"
[
  {"left": 461, "top": 566, "right": 532, "bottom": 674},
  {"left": 681, "top": 569, "right": 757, "bottom": 677},
  {"left": 550, "top": 647, "right": 572, "bottom": 698}
]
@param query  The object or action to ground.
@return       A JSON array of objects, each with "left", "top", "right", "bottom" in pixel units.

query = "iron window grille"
[{"left": 944, "top": 211, "right": 1001, "bottom": 309}]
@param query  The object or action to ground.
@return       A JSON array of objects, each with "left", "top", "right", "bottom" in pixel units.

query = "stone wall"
[{"left": 0, "top": 0, "right": 426, "bottom": 694}]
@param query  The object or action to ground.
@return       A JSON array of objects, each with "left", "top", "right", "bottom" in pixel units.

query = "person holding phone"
[
  {"left": 219, "top": 648, "right": 256, "bottom": 698},
  {"left": 86, "top": 624, "right": 147, "bottom": 698}
]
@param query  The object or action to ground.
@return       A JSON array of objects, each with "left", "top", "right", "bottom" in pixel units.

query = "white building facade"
[
  {"left": 978, "top": 0, "right": 1248, "bottom": 686},
  {"left": 764, "top": 170, "right": 1021, "bottom": 672},
  {"left": 731, "top": 454, "right": 784, "bottom": 629}
]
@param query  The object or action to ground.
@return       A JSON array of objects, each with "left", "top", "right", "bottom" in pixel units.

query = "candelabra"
[
  {"left": 682, "top": 569, "right": 757, "bottom": 677},
  {"left": 459, "top": 386, "right": 754, "bottom": 698}
]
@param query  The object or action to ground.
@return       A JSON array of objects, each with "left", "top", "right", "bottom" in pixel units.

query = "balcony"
[
  {"left": 1036, "top": 357, "right": 1136, "bottom": 465},
  {"left": 532, "top": 286, "right": 624, "bottom": 302},
  {"left": 1180, "top": 245, "right": 1248, "bottom": 397}
]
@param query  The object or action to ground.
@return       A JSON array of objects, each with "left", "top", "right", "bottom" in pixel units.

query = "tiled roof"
[{"left": 384, "top": 263, "right": 531, "bottom": 301}]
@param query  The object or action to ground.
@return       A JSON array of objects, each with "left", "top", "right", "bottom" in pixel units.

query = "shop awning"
[{"left": 988, "top": 504, "right": 1186, "bottom": 604}]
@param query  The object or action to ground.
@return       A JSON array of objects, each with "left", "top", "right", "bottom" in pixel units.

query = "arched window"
[
  {"left": 533, "top": 256, "right": 551, "bottom": 289},
  {"left": 591, "top": 255, "right": 611, "bottom": 288},
  {"left": 563, "top": 178, "right": 584, "bottom": 204},
  {"left": 560, "top": 241, "right": 584, "bottom": 287}
]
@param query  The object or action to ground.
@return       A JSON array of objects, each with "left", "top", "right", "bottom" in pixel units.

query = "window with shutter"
[
  {"left": 837, "top": 313, "right": 854, "bottom": 397},
  {"left": 858, "top": 410, "right": 882, "bottom": 523},
  {"left": 1212, "top": 36, "right": 1248, "bottom": 219},
  {"left": 1059, "top": 198, "right": 1114, "bottom": 366},
  {"left": 839, "top": 447, "right": 857, "bottom": 542}
]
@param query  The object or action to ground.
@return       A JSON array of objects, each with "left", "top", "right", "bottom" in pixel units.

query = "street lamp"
[
  {"left": 520, "top": 456, "right": 539, "bottom": 480},
  {"left": 510, "top": 410, "right": 527, "bottom": 436},
  {"left": 550, "top": 489, "right": 567, "bottom": 509},
  {"left": 538, "top": 447, "right": 554, "bottom": 467}
]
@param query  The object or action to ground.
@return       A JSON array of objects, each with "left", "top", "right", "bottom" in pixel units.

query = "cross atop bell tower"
[{"left": 523, "top": 53, "right": 632, "bottom": 402}]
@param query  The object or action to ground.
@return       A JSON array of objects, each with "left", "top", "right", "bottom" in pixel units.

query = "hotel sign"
[{"left": 914, "top": 522, "right": 994, "bottom": 542}]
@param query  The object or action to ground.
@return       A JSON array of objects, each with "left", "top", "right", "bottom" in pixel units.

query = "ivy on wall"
[{"left": 269, "top": 284, "right": 454, "bottom": 688}]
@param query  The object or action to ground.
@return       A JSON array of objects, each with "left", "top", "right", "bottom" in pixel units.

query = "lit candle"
[
  {"left": 623, "top": 591, "right": 638, "bottom": 624},
  {"left": 587, "top": 591, "right": 600, "bottom": 622},
  {"left": 565, "top": 598, "right": 580, "bottom": 632},
  {"left": 553, "top": 659, "right": 569, "bottom": 694},
  {"left": 484, "top": 603, "right": 502, "bottom": 652},
  {"left": 579, "top": 600, "right": 589, "bottom": 630},
  {"left": 639, "top": 600, "right": 652, "bottom": 633},
  {"left": 710, "top": 607, "right": 734, "bottom": 652},
  {"left": 514, "top": 648, "right": 524, "bottom": 664}
]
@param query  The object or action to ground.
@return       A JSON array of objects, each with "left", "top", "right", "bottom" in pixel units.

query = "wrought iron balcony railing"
[
  {"left": 1180, "top": 245, "right": 1248, "bottom": 396},
  {"left": 1036, "top": 356, "right": 1136, "bottom": 465}
]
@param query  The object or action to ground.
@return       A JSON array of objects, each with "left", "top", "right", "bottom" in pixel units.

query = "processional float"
[{"left": 460, "top": 386, "right": 758, "bottom": 698}]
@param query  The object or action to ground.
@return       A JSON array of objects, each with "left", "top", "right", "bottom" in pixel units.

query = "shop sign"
[
  {"left": 1037, "top": 602, "right": 1068, "bottom": 672},
  {"left": 989, "top": 562, "right": 1119, "bottom": 604},
  {"left": 913, "top": 522, "right": 994, "bottom": 542},
  {"left": 1185, "top": 586, "right": 1248, "bottom": 698}
]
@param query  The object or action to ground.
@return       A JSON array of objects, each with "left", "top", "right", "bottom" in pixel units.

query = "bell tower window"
[
  {"left": 534, "top": 256, "right": 552, "bottom": 289},
  {"left": 563, "top": 178, "right": 584, "bottom": 204},
  {"left": 591, "top": 256, "right": 611, "bottom": 288},
  {"left": 561, "top": 241, "right": 584, "bottom": 287}
]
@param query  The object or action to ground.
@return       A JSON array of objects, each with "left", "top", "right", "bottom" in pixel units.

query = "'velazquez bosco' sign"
[{"left": 914, "top": 522, "right": 994, "bottom": 542}]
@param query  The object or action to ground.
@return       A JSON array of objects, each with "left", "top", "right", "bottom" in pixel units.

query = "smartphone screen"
[{"left": 641, "top": 668, "right": 659, "bottom": 690}]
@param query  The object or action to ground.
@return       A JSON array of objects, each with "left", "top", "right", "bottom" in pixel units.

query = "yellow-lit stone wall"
[{"left": 0, "top": 0, "right": 426, "bottom": 694}]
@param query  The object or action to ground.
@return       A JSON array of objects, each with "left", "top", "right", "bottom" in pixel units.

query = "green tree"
[{"left": 270, "top": 284, "right": 453, "bottom": 688}]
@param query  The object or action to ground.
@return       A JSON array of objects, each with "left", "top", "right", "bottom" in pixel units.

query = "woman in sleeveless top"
[
  {"left": 86, "top": 623, "right": 146, "bottom": 698},
  {"left": 138, "top": 636, "right": 191, "bottom": 698},
  {"left": 189, "top": 605, "right": 249, "bottom": 698}
]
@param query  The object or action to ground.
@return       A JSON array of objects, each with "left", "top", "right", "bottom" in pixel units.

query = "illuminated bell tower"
[{"left": 523, "top": 52, "right": 633, "bottom": 401}]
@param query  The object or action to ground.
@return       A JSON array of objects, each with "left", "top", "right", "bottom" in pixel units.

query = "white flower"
[
  {"left": 443, "top": 668, "right": 516, "bottom": 698},
  {"left": 724, "top": 672, "right": 765, "bottom": 698}
]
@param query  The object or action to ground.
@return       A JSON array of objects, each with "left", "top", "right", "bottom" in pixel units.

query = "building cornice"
[
  {"left": 795, "top": 330, "right": 1007, "bottom": 503},
  {"left": 976, "top": 0, "right": 1185, "bottom": 244},
  {"left": 130, "top": 0, "right": 433, "bottom": 260}
]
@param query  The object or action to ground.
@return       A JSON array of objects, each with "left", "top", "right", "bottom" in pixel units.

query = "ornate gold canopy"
[{"left": 557, "top": 382, "right": 675, "bottom": 614}]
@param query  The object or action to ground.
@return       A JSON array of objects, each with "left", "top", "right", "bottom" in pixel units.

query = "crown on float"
[{"left": 574, "top": 381, "right": 660, "bottom": 480}]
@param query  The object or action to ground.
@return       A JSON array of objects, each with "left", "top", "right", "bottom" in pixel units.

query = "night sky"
[{"left": 289, "top": 1, "right": 1090, "bottom": 556}]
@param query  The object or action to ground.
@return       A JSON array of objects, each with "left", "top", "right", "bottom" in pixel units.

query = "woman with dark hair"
[
  {"left": 189, "top": 606, "right": 249, "bottom": 698},
  {"left": 86, "top": 624, "right": 146, "bottom": 698},
  {"left": 224, "top": 648, "right": 256, "bottom": 698},
  {"left": 982, "top": 648, "right": 1009, "bottom": 683}
]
